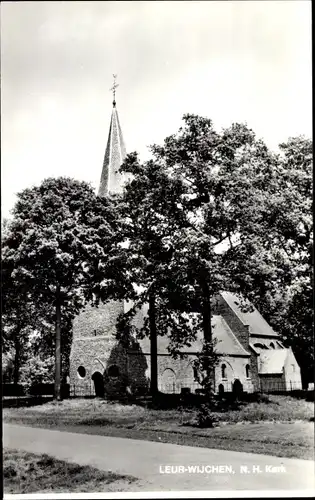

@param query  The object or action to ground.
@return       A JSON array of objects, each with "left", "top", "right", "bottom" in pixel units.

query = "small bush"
[
  {"left": 196, "top": 404, "right": 219, "bottom": 428},
  {"left": 4, "top": 463, "right": 17, "bottom": 478},
  {"left": 255, "top": 393, "right": 273, "bottom": 404}
]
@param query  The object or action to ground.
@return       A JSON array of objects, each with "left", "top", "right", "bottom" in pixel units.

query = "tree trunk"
[
  {"left": 148, "top": 291, "right": 158, "bottom": 398},
  {"left": 13, "top": 329, "right": 21, "bottom": 385},
  {"left": 54, "top": 291, "right": 62, "bottom": 401},
  {"left": 201, "top": 280, "right": 212, "bottom": 343},
  {"left": 201, "top": 279, "right": 215, "bottom": 396}
]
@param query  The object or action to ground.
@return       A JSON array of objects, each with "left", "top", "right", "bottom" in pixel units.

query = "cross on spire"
[{"left": 110, "top": 74, "right": 119, "bottom": 107}]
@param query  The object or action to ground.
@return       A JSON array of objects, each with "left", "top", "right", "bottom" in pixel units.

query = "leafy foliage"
[
  {"left": 118, "top": 114, "right": 304, "bottom": 392},
  {"left": 2, "top": 116, "right": 312, "bottom": 398},
  {"left": 2, "top": 177, "right": 119, "bottom": 397},
  {"left": 253, "top": 136, "right": 313, "bottom": 385},
  {"left": 19, "top": 354, "right": 55, "bottom": 390}
]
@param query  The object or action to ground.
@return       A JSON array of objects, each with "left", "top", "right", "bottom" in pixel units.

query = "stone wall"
[
  {"left": 70, "top": 300, "right": 126, "bottom": 395},
  {"left": 138, "top": 353, "right": 255, "bottom": 394},
  {"left": 70, "top": 334, "right": 150, "bottom": 397},
  {"left": 70, "top": 295, "right": 263, "bottom": 397},
  {"left": 72, "top": 301, "right": 124, "bottom": 338},
  {"left": 214, "top": 356, "right": 254, "bottom": 393}
]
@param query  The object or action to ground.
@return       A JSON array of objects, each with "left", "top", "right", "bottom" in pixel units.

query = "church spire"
[{"left": 98, "top": 75, "right": 126, "bottom": 197}]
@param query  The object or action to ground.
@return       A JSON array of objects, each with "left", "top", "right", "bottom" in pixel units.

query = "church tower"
[{"left": 69, "top": 77, "right": 130, "bottom": 397}]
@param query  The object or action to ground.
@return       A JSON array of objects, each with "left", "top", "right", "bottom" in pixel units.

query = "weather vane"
[{"left": 110, "top": 74, "right": 119, "bottom": 105}]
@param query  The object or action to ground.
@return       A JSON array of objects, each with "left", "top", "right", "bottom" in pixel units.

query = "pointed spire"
[{"left": 98, "top": 76, "right": 126, "bottom": 197}]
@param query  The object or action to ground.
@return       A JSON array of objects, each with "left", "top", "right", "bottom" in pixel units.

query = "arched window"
[
  {"left": 246, "top": 364, "right": 250, "bottom": 378},
  {"left": 270, "top": 342, "right": 275, "bottom": 349},
  {"left": 160, "top": 368, "right": 176, "bottom": 394},
  {"left": 221, "top": 364, "right": 227, "bottom": 379},
  {"left": 77, "top": 366, "right": 86, "bottom": 379},
  {"left": 107, "top": 364, "right": 120, "bottom": 378}
]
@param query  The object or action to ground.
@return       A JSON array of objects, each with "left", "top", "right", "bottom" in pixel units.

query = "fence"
[
  {"left": 68, "top": 379, "right": 305, "bottom": 399},
  {"left": 69, "top": 382, "right": 95, "bottom": 398},
  {"left": 258, "top": 380, "right": 303, "bottom": 393},
  {"left": 2, "top": 383, "right": 70, "bottom": 399},
  {"left": 159, "top": 380, "right": 304, "bottom": 395}
]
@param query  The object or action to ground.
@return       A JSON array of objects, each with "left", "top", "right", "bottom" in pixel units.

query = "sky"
[{"left": 1, "top": 0, "right": 312, "bottom": 219}]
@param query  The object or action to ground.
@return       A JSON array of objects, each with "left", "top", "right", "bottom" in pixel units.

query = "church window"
[
  {"left": 291, "top": 364, "right": 296, "bottom": 372},
  {"left": 221, "top": 364, "right": 227, "bottom": 379},
  {"left": 108, "top": 364, "right": 120, "bottom": 378},
  {"left": 254, "top": 343, "right": 269, "bottom": 350},
  {"left": 77, "top": 366, "right": 86, "bottom": 378},
  {"left": 246, "top": 364, "right": 250, "bottom": 378}
]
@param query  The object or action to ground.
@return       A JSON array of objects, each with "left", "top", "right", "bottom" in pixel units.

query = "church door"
[
  {"left": 92, "top": 371, "right": 104, "bottom": 398},
  {"left": 232, "top": 379, "right": 243, "bottom": 398}
]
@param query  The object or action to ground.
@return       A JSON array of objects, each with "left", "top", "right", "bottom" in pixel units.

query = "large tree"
[
  {"left": 2, "top": 177, "right": 119, "bottom": 399},
  {"left": 253, "top": 136, "right": 313, "bottom": 386},
  {"left": 117, "top": 115, "right": 287, "bottom": 397}
]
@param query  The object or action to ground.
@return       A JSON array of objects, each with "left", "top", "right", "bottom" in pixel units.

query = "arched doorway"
[
  {"left": 160, "top": 368, "right": 176, "bottom": 393},
  {"left": 232, "top": 379, "right": 243, "bottom": 398},
  {"left": 92, "top": 371, "right": 104, "bottom": 398},
  {"left": 218, "top": 383, "right": 225, "bottom": 397},
  {"left": 108, "top": 364, "right": 120, "bottom": 378}
]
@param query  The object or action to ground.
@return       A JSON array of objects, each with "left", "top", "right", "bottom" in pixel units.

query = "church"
[{"left": 69, "top": 82, "right": 302, "bottom": 398}]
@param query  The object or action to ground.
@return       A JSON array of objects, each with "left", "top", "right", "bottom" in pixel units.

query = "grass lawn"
[
  {"left": 3, "top": 448, "right": 138, "bottom": 494},
  {"left": 3, "top": 395, "right": 314, "bottom": 461}
]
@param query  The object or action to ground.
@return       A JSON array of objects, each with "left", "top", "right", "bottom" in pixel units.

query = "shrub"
[
  {"left": 3, "top": 463, "right": 17, "bottom": 478},
  {"left": 255, "top": 393, "right": 273, "bottom": 404},
  {"left": 20, "top": 355, "right": 54, "bottom": 392},
  {"left": 196, "top": 403, "right": 219, "bottom": 428}
]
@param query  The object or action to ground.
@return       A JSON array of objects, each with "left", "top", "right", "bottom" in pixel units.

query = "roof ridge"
[{"left": 220, "top": 291, "right": 278, "bottom": 336}]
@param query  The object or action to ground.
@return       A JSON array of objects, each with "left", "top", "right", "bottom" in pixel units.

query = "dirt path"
[{"left": 4, "top": 423, "right": 314, "bottom": 493}]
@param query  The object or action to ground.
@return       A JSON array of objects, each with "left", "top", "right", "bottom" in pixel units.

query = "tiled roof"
[
  {"left": 98, "top": 104, "right": 127, "bottom": 197},
  {"left": 136, "top": 314, "right": 250, "bottom": 356},
  {"left": 258, "top": 349, "right": 288, "bottom": 374},
  {"left": 220, "top": 291, "right": 279, "bottom": 337}
]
